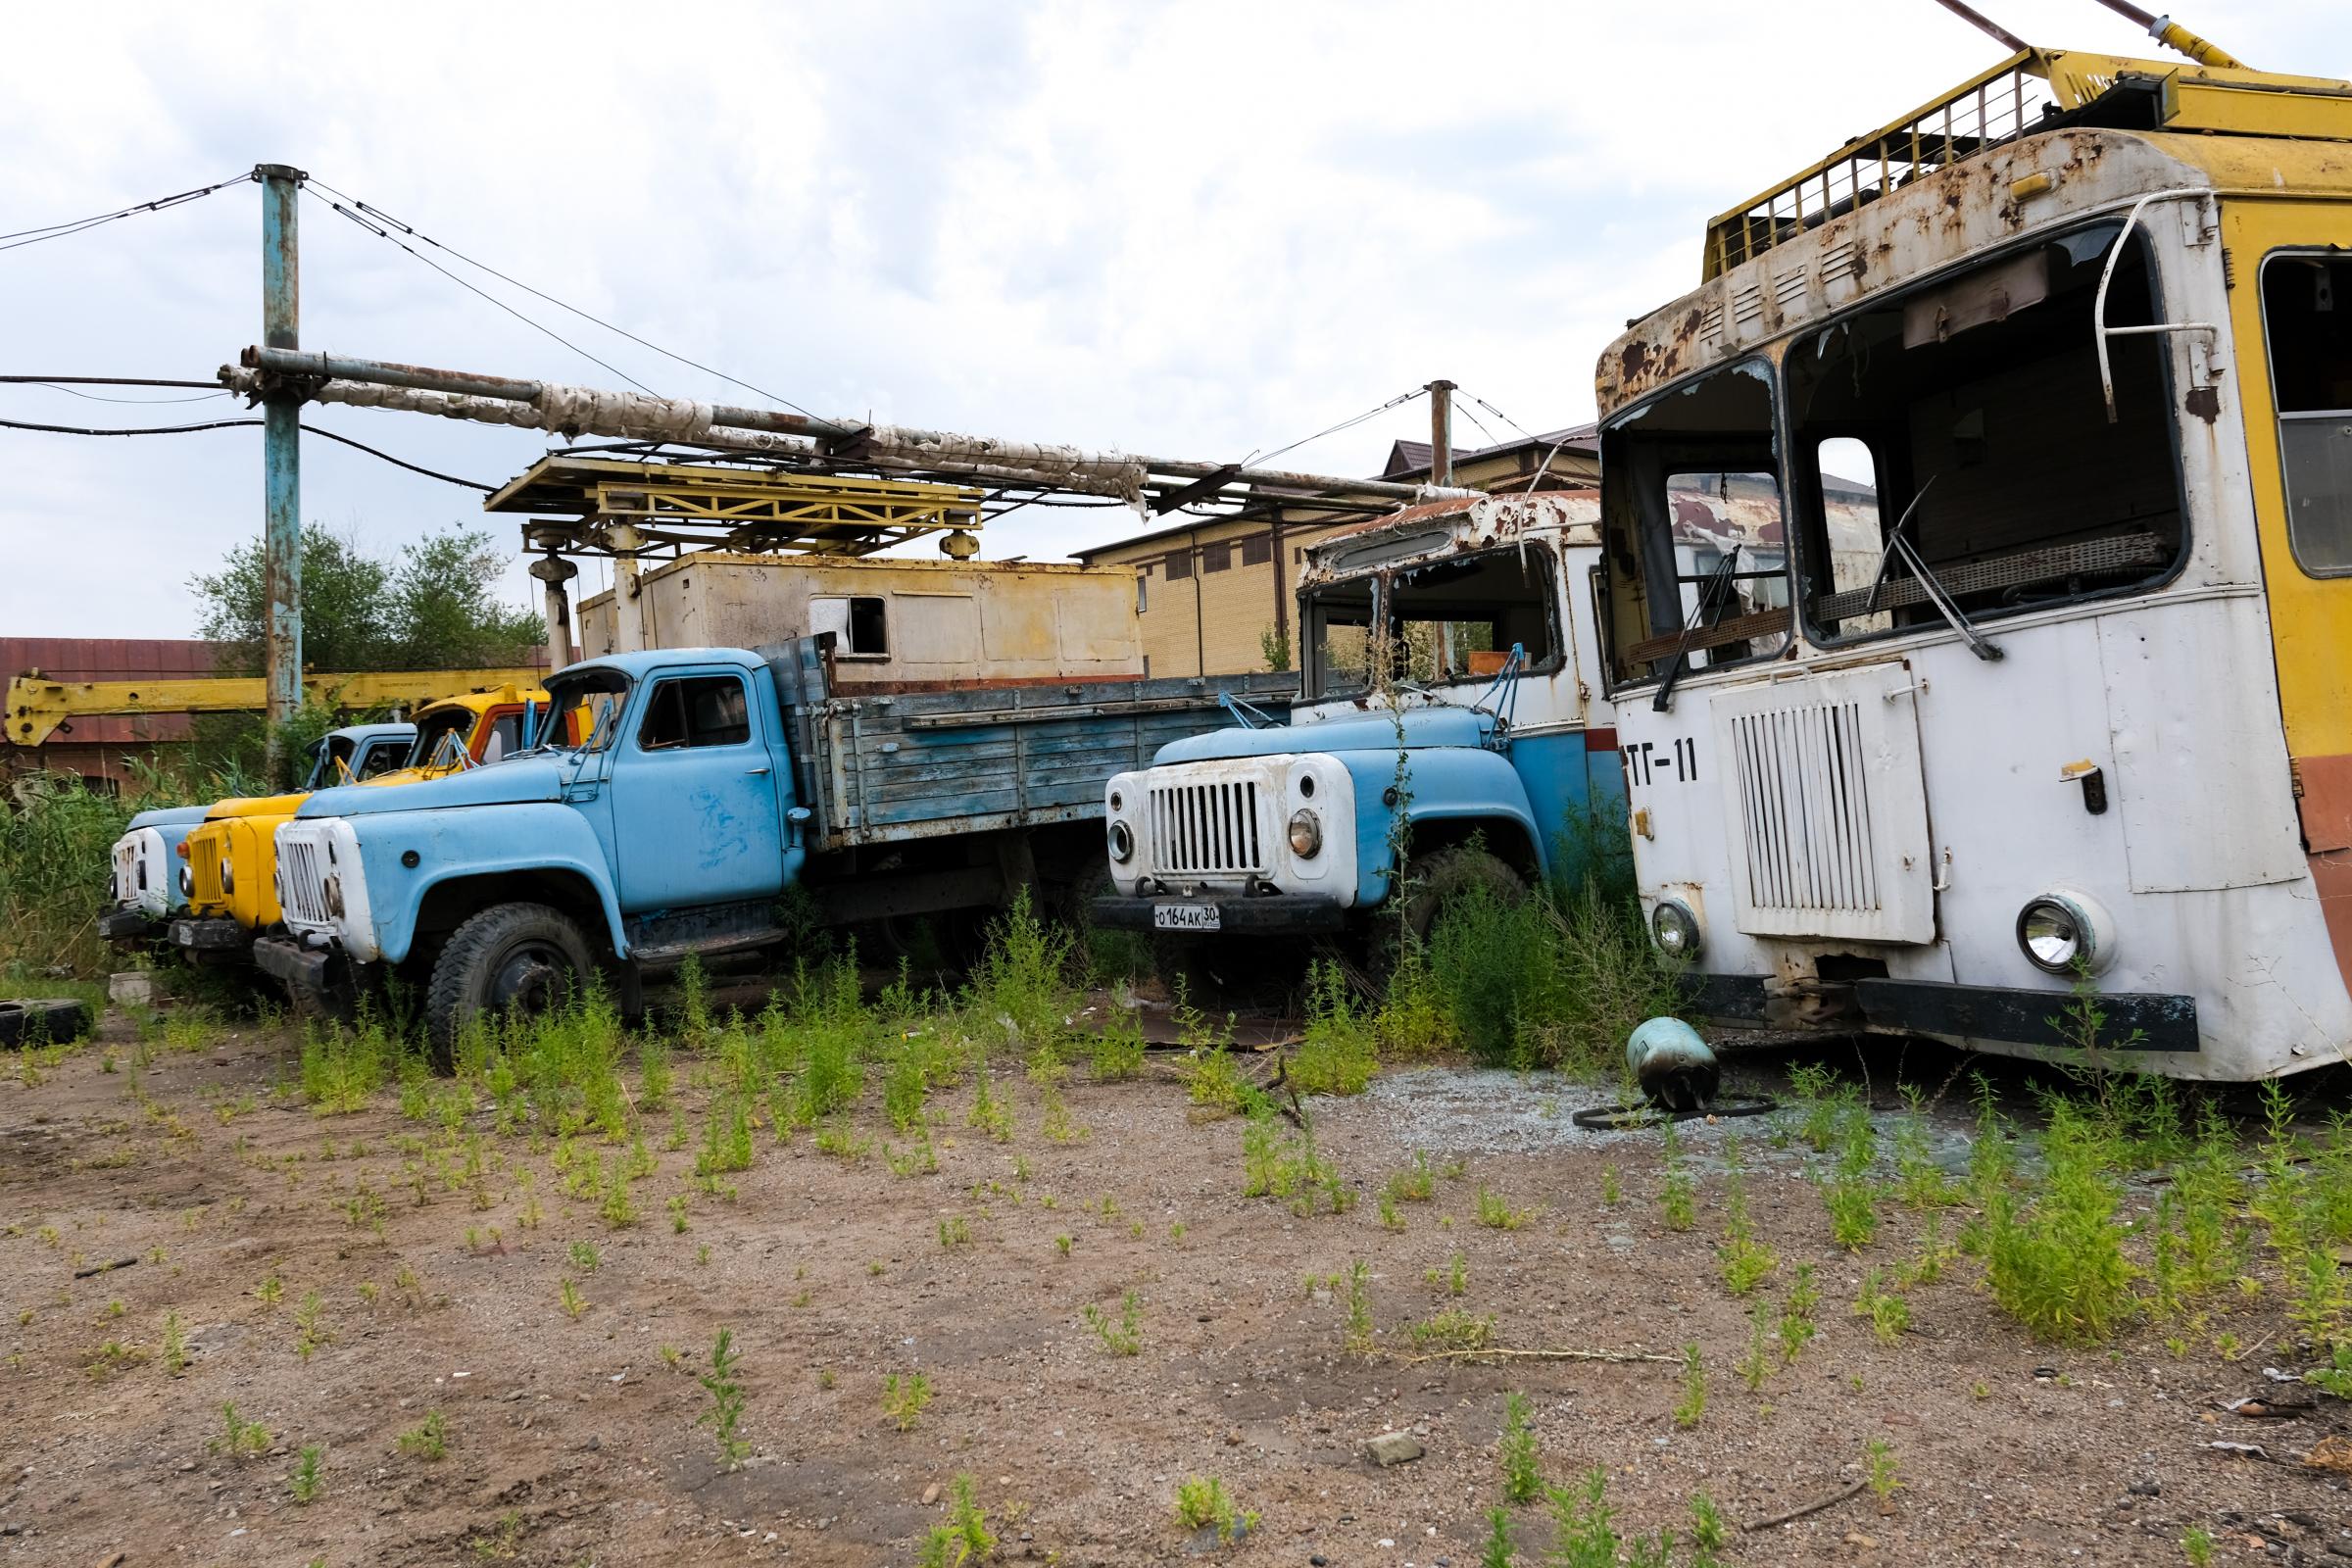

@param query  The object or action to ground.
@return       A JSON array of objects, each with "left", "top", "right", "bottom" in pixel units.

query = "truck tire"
[
  {"left": 423, "top": 903, "right": 592, "bottom": 1070},
  {"left": 1396, "top": 846, "right": 1528, "bottom": 949},
  {"left": 0, "top": 999, "right": 95, "bottom": 1049}
]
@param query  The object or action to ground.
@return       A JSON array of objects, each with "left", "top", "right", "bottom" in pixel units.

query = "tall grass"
[
  {"left": 0, "top": 779, "right": 138, "bottom": 976},
  {"left": 1422, "top": 880, "right": 1677, "bottom": 1069}
]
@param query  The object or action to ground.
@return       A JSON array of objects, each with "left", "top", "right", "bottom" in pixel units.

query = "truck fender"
[
  {"left": 356, "top": 804, "right": 629, "bottom": 965},
  {"left": 1334, "top": 747, "right": 1544, "bottom": 906}
]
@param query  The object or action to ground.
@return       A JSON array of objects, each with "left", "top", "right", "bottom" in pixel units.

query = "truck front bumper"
[
  {"left": 253, "top": 935, "right": 336, "bottom": 1004},
  {"left": 1091, "top": 894, "right": 1348, "bottom": 936},
  {"left": 168, "top": 917, "right": 248, "bottom": 956},
  {"left": 99, "top": 908, "right": 159, "bottom": 944}
]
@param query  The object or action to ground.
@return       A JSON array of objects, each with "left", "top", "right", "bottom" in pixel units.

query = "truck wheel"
[
  {"left": 423, "top": 903, "right": 592, "bottom": 1070},
  {"left": 1395, "top": 846, "right": 1528, "bottom": 950}
]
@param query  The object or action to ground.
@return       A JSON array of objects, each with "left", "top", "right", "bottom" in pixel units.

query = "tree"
[{"left": 189, "top": 524, "right": 542, "bottom": 673}]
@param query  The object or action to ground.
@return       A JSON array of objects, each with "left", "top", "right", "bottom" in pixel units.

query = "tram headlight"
[
  {"left": 2015, "top": 889, "right": 2113, "bottom": 976},
  {"left": 1288, "top": 808, "right": 1323, "bottom": 858},
  {"left": 1650, "top": 899, "right": 1703, "bottom": 960},
  {"left": 1107, "top": 819, "right": 1134, "bottom": 863}
]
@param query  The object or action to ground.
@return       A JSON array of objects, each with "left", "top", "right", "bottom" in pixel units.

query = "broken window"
[
  {"left": 1787, "top": 221, "right": 2182, "bottom": 642},
  {"left": 2263, "top": 254, "right": 2352, "bottom": 576},
  {"left": 809, "top": 595, "right": 889, "bottom": 658},
  {"left": 1384, "top": 549, "right": 1557, "bottom": 684},
  {"left": 1599, "top": 361, "right": 1791, "bottom": 686},
  {"left": 1301, "top": 573, "right": 1374, "bottom": 701},
  {"left": 357, "top": 738, "right": 408, "bottom": 779}
]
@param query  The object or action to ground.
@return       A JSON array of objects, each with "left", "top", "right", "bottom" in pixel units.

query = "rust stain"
[
  {"left": 2184, "top": 385, "right": 2222, "bottom": 423},
  {"left": 1618, "top": 340, "right": 1651, "bottom": 383}
]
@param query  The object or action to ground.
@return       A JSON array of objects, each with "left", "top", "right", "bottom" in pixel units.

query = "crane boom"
[{"left": 6, "top": 667, "right": 543, "bottom": 748}]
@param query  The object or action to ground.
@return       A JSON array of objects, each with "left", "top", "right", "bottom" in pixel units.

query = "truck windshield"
[
  {"left": 539, "top": 669, "right": 631, "bottom": 754},
  {"left": 1302, "top": 575, "right": 1375, "bottom": 701},
  {"left": 411, "top": 707, "right": 475, "bottom": 769},
  {"left": 1385, "top": 550, "right": 1555, "bottom": 684}
]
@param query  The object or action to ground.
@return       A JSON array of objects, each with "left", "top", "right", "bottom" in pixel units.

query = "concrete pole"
[
  {"left": 606, "top": 522, "right": 647, "bottom": 653},
  {"left": 258, "top": 164, "right": 305, "bottom": 769},
  {"left": 528, "top": 555, "right": 578, "bottom": 672},
  {"left": 1427, "top": 379, "right": 1456, "bottom": 488}
]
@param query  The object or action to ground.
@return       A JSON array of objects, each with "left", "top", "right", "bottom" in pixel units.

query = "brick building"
[{"left": 1073, "top": 425, "right": 1598, "bottom": 676}]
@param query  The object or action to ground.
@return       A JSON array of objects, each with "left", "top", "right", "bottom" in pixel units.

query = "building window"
[
  {"left": 1201, "top": 542, "right": 1232, "bottom": 573},
  {"left": 810, "top": 595, "right": 889, "bottom": 658},
  {"left": 1241, "top": 535, "right": 1272, "bottom": 567},
  {"left": 1136, "top": 568, "right": 1149, "bottom": 614},
  {"left": 1165, "top": 549, "right": 1193, "bottom": 581}
]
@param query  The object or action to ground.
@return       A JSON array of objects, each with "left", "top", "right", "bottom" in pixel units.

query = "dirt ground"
[{"left": 6, "top": 999, "right": 2352, "bottom": 1568}]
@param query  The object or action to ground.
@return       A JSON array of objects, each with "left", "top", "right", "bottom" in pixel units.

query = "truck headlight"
[
  {"left": 1650, "top": 899, "right": 1702, "bottom": 960},
  {"left": 1288, "top": 808, "right": 1322, "bottom": 858},
  {"left": 324, "top": 874, "right": 345, "bottom": 918},
  {"left": 2016, "top": 890, "right": 2111, "bottom": 975},
  {"left": 1107, "top": 820, "right": 1134, "bottom": 863},
  {"left": 220, "top": 859, "right": 234, "bottom": 896},
  {"left": 178, "top": 865, "right": 192, "bottom": 898}
]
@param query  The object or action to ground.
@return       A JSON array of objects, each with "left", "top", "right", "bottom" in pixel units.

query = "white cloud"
[{"left": 0, "top": 0, "right": 2340, "bottom": 633}]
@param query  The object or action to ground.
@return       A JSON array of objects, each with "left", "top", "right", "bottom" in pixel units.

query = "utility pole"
[
  {"left": 1427, "top": 379, "right": 1456, "bottom": 487},
  {"left": 257, "top": 164, "right": 306, "bottom": 770}
]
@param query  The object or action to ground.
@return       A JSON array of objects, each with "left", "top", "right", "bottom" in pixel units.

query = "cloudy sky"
[{"left": 3, "top": 0, "right": 2343, "bottom": 638}]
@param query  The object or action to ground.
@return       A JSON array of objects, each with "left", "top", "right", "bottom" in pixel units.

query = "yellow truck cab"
[{"left": 168, "top": 685, "right": 549, "bottom": 962}]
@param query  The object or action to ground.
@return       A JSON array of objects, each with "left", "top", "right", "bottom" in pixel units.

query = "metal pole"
[
  {"left": 1929, "top": 0, "right": 2028, "bottom": 53},
  {"left": 528, "top": 555, "right": 578, "bottom": 671},
  {"left": 1428, "top": 379, "right": 1456, "bottom": 487},
  {"left": 258, "top": 164, "right": 305, "bottom": 767}
]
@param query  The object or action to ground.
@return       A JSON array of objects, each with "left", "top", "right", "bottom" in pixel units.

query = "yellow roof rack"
[{"left": 1701, "top": 46, "right": 2352, "bottom": 280}]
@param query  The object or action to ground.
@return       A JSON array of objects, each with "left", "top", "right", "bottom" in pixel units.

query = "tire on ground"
[
  {"left": 0, "top": 999, "right": 95, "bottom": 1049},
  {"left": 422, "top": 902, "right": 593, "bottom": 1070}
]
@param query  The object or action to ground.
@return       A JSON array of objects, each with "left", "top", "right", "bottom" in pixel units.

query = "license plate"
[{"left": 1153, "top": 902, "right": 1221, "bottom": 932}]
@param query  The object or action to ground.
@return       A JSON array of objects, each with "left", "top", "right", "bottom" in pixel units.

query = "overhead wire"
[
  {"left": 0, "top": 171, "right": 253, "bottom": 254},
  {"left": 306, "top": 174, "right": 817, "bottom": 418},
  {"left": 1242, "top": 385, "right": 1425, "bottom": 471},
  {"left": 0, "top": 414, "right": 494, "bottom": 491},
  {"left": 306, "top": 186, "right": 662, "bottom": 396}
]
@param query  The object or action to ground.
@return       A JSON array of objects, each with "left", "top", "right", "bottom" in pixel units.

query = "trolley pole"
[{"left": 258, "top": 163, "right": 305, "bottom": 771}]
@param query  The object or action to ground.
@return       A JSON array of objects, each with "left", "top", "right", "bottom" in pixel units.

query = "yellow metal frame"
[
  {"left": 488, "top": 456, "right": 985, "bottom": 558},
  {"left": 5, "top": 667, "right": 544, "bottom": 749},
  {"left": 1702, "top": 47, "right": 2352, "bottom": 279}
]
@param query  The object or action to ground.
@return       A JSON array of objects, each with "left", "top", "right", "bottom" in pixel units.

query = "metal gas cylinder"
[{"left": 1625, "top": 1016, "right": 1720, "bottom": 1113}]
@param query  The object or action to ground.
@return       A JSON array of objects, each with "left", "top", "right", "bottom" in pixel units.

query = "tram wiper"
[
  {"left": 1652, "top": 546, "right": 1741, "bottom": 713},
  {"left": 1862, "top": 477, "right": 2003, "bottom": 663}
]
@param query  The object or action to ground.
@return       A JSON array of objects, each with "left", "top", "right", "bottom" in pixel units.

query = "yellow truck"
[{"left": 167, "top": 684, "right": 550, "bottom": 961}]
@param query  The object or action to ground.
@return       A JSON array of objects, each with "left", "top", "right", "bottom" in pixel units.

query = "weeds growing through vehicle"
[
  {"left": 1672, "top": 1344, "right": 1705, "bottom": 1430},
  {"left": 1082, "top": 1291, "right": 1143, "bottom": 1356},
  {"left": 884, "top": 1370, "right": 933, "bottom": 1432},
  {"left": 290, "top": 1444, "right": 323, "bottom": 1504},
  {"left": 398, "top": 1410, "right": 448, "bottom": 1460},
  {"left": 1343, "top": 1259, "right": 1376, "bottom": 1358},
  {"left": 1292, "top": 958, "right": 1379, "bottom": 1095},
  {"left": 697, "top": 1327, "right": 750, "bottom": 1468},
  {"left": 1171, "top": 1475, "right": 1255, "bottom": 1543},
  {"left": 1499, "top": 1390, "right": 1541, "bottom": 1504}
]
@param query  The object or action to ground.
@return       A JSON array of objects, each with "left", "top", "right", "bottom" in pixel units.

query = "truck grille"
[
  {"left": 279, "top": 834, "right": 333, "bottom": 929},
  {"left": 188, "top": 836, "right": 224, "bottom": 907},
  {"left": 1148, "top": 780, "right": 1266, "bottom": 877},
  {"left": 1726, "top": 701, "right": 1881, "bottom": 915},
  {"left": 113, "top": 839, "right": 141, "bottom": 904}
]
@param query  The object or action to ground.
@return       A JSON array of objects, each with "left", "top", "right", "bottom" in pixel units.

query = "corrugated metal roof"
[{"left": 0, "top": 638, "right": 226, "bottom": 747}]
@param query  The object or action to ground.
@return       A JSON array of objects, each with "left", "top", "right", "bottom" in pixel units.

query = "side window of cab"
[{"left": 637, "top": 675, "right": 753, "bottom": 753}]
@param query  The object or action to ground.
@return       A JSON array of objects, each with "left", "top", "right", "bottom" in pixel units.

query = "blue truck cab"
[
  {"left": 258, "top": 641, "right": 1291, "bottom": 1054},
  {"left": 99, "top": 720, "right": 416, "bottom": 946},
  {"left": 1094, "top": 490, "right": 1626, "bottom": 949}
]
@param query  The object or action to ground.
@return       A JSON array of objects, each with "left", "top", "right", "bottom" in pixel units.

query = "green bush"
[
  {"left": 1423, "top": 881, "right": 1675, "bottom": 1069},
  {"left": 0, "top": 778, "right": 137, "bottom": 976}
]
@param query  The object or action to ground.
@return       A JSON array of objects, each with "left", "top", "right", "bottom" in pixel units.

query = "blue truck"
[
  {"left": 257, "top": 640, "right": 1291, "bottom": 1054},
  {"left": 99, "top": 721, "right": 416, "bottom": 946},
  {"left": 1093, "top": 491, "right": 1627, "bottom": 956}
]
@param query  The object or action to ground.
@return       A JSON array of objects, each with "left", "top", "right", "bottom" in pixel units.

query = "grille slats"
[
  {"left": 1147, "top": 779, "right": 1266, "bottom": 877},
  {"left": 1729, "top": 699, "right": 1880, "bottom": 917},
  {"left": 280, "top": 836, "right": 333, "bottom": 928},
  {"left": 189, "top": 838, "right": 223, "bottom": 907}
]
